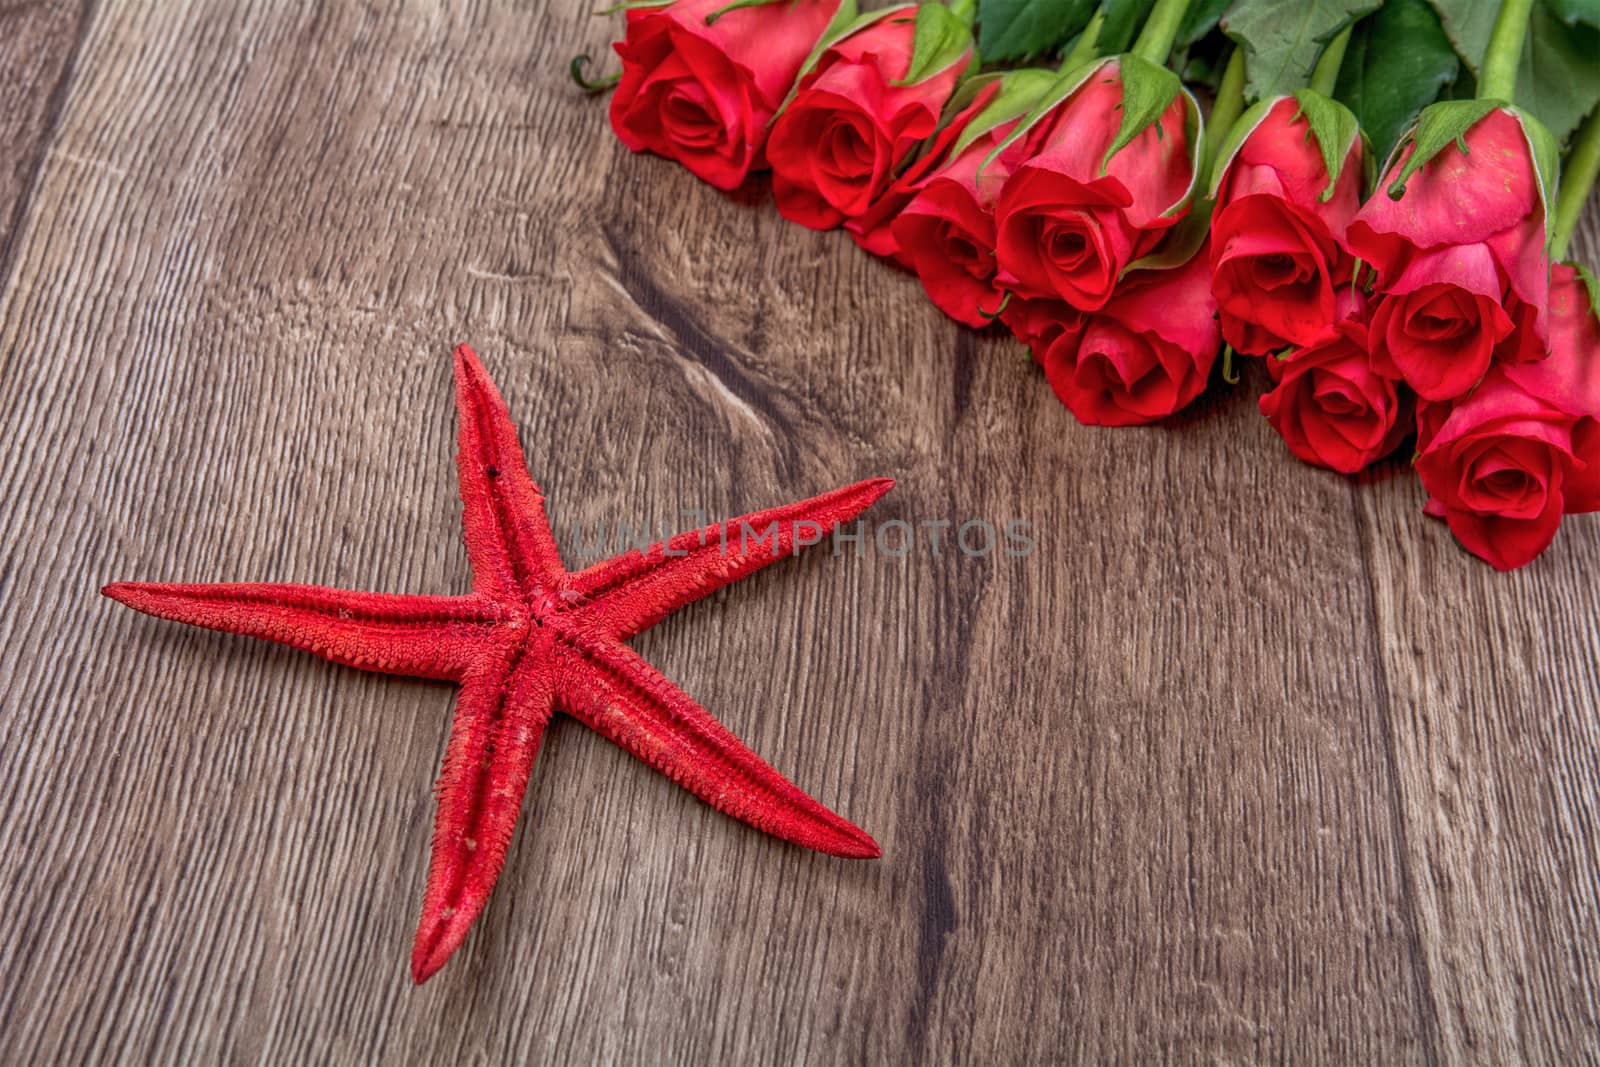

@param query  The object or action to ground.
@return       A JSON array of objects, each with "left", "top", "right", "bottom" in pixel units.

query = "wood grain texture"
[
  {"left": 0, "top": 0, "right": 93, "bottom": 270},
  {"left": 0, "top": 1, "right": 1595, "bottom": 1062},
  {"left": 1346, "top": 193, "right": 1600, "bottom": 1064}
]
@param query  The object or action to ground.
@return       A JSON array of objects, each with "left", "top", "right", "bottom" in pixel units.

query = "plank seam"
[
  {"left": 0, "top": 0, "right": 98, "bottom": 309},
  {"left": 1350, "top": 483, "right": 1444, "bottom": 1066}
]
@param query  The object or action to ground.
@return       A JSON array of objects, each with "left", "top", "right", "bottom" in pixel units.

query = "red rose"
[
  {"left": 1258, "top": 302, "right": 1410, "bottom": 474},
  {"left": 1415, "top": 268, "right": 1600, "bottom": 569},
  {"left": 887, "top": 102, "right": 1032, "bottom": 325},
  {"left": 846, "top": 79, "right": 1005, "bottom": 264},
  {"left": 1367, "top": 245, "right": 1515, "bottom": 400},
  {"left": 1004, "top": 248, "right": 1218, "bottom": 426},
  {"left": 610, "top": 0, "right": 843, "bottom": 191},
  {"left": 1415, "top": 371, "right": 1583, "bottom": 569},
  {"left": 1347, "top": 108, "right": 1549, "bottom": 401},
  {"left": 1211, "top": 96, "right": 1362, "bottom": 355},
  {"left": 766, "top": 7, "right": 971, "bottom": 231},
  {"left": 993, "top": 58, "right": 1196, "bottom": 312}
]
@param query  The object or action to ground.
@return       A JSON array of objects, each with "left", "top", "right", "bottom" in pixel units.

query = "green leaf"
[
  {"left": 1177, "top": 0, "right": 1232, "bottom": 46},
  {"left": 1384, "top": 98, "right": 1500, "bottom": 197},
  {"left": 897, "top": 3, "right": 975, "bottom": 86},
  {"left": 1290, "top": 89, "right": 1362, "bottom": 200},
  {"left": 1426, "top": 0, "right": 1600, "bottom": 143},
  {"left": 1332, "top": 0, "right": 1459, "bottom": 164},
  {"left": 976, "top": 0, "right": 1096, "bottom": 62},
  {"left": 1514, "top": 3, "right": 1600, "bottom": 144},
  {"left": 1099, "top": 0, "right": 1158, "bottom": 55},
  {"left": 1419, "top": 0, "right": 1496, "bottom": 73},
  {"left": 1206, "top": 95, "right": 1278, "bottom": 195},
  {"left": 1104, "top": 53, "right": 1183, "bottom": 168},
  {"left": 1222, "top": 0, "right": 1381, "bottom": 100},
  {"left": 951, "top": 67, "right": 1059, "bottom": 155},
  {"left": 1546, "top": 0, "right": 1600, "bottom": 29}
]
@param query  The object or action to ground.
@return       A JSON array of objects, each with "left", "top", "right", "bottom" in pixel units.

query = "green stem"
[
  {"left": 1553, "top": 104, "right": 1600, "bottom": 260},
  {"left": 1478, "top": 0, "right": 1535, "bottom": 101},
  {"left": 948, "top": 0, "right": 976, "bottom": 28},
  {"left": 1060, "top": 11, "right": 1105, "bottom": 70},
  {"left": 1308, "top": 24, "right": 1351, "bottom": 97},
  {"left": 570, "top": 54, "right": 620, "bottom": 93},
  {"left": 1130, "top": 0, "right": 1191, "bottom": 65},
  {"left": 1200, "top": 46, "right": 1246, "bottom": 183}
]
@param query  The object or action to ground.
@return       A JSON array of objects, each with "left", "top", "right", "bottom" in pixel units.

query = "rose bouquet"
[{"left": 583, "top": 0, "right": 1600, "bottom": 570}]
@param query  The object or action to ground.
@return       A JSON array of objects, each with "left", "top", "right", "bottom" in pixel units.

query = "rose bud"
[
  {"left": 1347, "top": 103, "right": 1556, "bottom": 402},
  {"left": 843, "top": 76, "right": 1005, "bottom": 264},
  {"left": 609, "top": 0, "right": 845, "bottom": 191},
  {"left": 1415, "top": 266, "right": 1600, "bottom": 569},
  {"left": 992, "top": 56, "right": 1201, "bottom": 312},
  {"left": 1258, "top": 299, "right": 1411, "bottom": 474},
  {"left": 882, "top": 70, "right": 1056, "bottom": 324},
  {"left": 1210, "top": 92, "right": 1363, "bottom": 355},
  {"left": 1005, "top": 247, "right": 1218, "bottom": 426},
  {"left": 766, "top": 3, "right": 974, "bottom": 231}
]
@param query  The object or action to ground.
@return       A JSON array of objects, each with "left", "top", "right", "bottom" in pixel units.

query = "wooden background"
[{"left": 2, "top": 1, "right": 1598, "bottom": 1062}]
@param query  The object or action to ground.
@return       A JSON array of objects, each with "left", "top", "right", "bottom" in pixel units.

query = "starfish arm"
[
  {"left": 567, "top": 477, "right": 894, "bottom": 638},
  {"left": 453, "top": 344, "right": 568, "bottom": 598},
  {"left": 412, "top": 650, "right": 556, "bottom": 983},
  {"left": 101, "top": 582, "right": 499, "bottom": 680},
  {"left": 558, "top": 637, "right": 880, "bottom": 859}
]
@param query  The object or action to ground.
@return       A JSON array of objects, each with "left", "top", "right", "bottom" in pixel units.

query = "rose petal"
[
  {"left": 1259, "top": 318, "right": 1406, "bottom": 472},
  {"left": 894, "top": 179, "right": 1006, "bottom": 326},
  {"left": 1100, "top": 249, "right": 1218, "bottom": 355},
  {"left": 1565, "top": 419, "right": 1600, "bottom": 513},
  {"left": 1348, "top": 109, "right": 1539, "bottom": 284},
  {"left": 1439, "top": 495, "right": 1564, "bottom": 570},
  {"left": 1211, "top": 196, "right": 1341, "bottom": 351},
  {"left": 1505, "top": 264, "right": 1600, "bottom": 418},
  {"left": 1369, "top": 245, "right": 1516, "bottom": 400},
  {"left": 1220, "top": 97, "right": 1363, "bottom": 230}
]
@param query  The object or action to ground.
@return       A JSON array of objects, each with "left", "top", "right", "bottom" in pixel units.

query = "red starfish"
[{"left": 104, "top": 344, "right": 889, "bottom": 983}]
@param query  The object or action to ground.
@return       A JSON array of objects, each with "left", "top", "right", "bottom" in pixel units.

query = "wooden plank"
[
  {"left": 4, "top": 0, "right": 1591, "bottom": 1060},
  {"left": 0, "top": 0, "right": 93, "bottom": 272},
  {"left": 1350, "top": 201, "right": 1600, "bottom": 1063}
]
